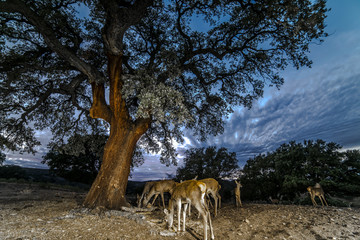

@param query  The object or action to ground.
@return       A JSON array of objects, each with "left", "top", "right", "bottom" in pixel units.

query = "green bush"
[
  {"left": 0, "top": 165, "right": 28, "bottom": 179},
  {"left": 241, "top": 140, "right": 360, "bottom": 201},
  {"left": 326, "top": 197, "right": 349, "bottom": 207}
]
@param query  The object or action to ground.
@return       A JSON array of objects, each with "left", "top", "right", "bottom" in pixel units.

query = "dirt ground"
[{"left": 1, "top": 182, "right": 360, "bottom": 240}]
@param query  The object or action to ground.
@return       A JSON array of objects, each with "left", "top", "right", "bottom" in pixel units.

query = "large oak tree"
[
  {"left": 175, "top": 146, "right": 239, "bottom": 181},
  {"left": 0, "top": 0, "right": 328, "bottom": 209}
]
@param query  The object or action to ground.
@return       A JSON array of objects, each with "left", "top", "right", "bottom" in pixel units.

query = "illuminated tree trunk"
[
  {"left": 83, "top": 55, "right": 150, "bottom": 209},
  {"left": 83, "top": 123, "right": 141, "bottom": 208}
]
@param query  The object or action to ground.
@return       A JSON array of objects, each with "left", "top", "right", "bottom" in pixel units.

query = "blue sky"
[{"left": 4, "top": 0, "right": 360, "bottom": 181}]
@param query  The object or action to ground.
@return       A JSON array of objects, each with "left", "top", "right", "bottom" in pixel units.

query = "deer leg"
[
  {"left": 217, "top": 192, "right": 221, "bottom": 209},
  {"left": 209, "top": 192, "right": 218, "bottom": 217},
  {"left": 137, "top": 194, "right": 143, "bottom": 208},
  {"left": 150, "top": 193, "right": 159, "bottom": 206},
  {"left": 320, "top": 195, "right": 328, "bottom": 206},
  {"left": 312, "top": 196, "right": 317, "bottom": 206},
  {"left": 309, "top": 193, "right": 316, "bottom": 206},
  {"left": 161, "top": 192, "right": 165, "bottom": 208},
  {"left": 207, "top": 194, "right": 213, "bottom": 208},
  {"left": 322, "top": 195, "right": 328, "bottom": 206},
  {"left": 143, "top": 190, "right": 154, "bottom": 207},
  {"left": 188, "top": 202, "right": 191, "bottom": 217},
  {"left": 194, "top": 202, "right": 208, "bottom": 240},
  {"left": 177, "top": 199, "right": 182, "bottom": 232},
  {"left": 207, "top": 207, "right": 215, "bottom": 240},
  {"left": 214, "top": 194, "right": 218, "bottom": 217},
  {"left": 182, "top": 203, "right": 189, "bottom": 232}
]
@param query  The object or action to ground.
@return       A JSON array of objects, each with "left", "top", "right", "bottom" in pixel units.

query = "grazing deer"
[
  {"left": 137, "top": 181, "right": 157, "bottom": 208},
  {"left": 307, "top": 183, "right": 328, "bottom": 206},
  {"left": 142, "top": 180, "right": 177, "bottom": 208},
  {"left": 164, "top": 180, "right": 215, "bottom": 240},
  {"left": 198, "top": 178, "right": 221, "bottom": 217},
  {"left": 234, "top": 180, "right": 243, "bottom": 207}
]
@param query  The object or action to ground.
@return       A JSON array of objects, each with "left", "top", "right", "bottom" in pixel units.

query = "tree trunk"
[
  {"left": 83, "top": 54, "right": 150, "bottom": 209},
  {"left": 83, "top": 122, "right": 139, "bottom": 209}
]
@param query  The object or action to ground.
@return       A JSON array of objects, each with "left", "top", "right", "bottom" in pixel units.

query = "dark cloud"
[{"left": 193, "top": 64, "right": 360, "bottom": 168}]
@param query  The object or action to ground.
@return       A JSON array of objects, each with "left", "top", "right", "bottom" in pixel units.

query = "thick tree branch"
[
  {"left": 1, "top": 0, "right": 105, "bottom": 83},
  {"left": 100, "top": 0, "right": 154, "bottom": 55},
  {"left": 134, "top": 117, "right": 151, "bottom": 139},
  {"left": 90, "top": 82, "right": 112, "bottom": 123}
]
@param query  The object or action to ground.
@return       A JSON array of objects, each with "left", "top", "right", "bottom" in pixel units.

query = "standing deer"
[
  {"left": 164, "top": 180, "right": 215, "bottom": 240},
  {"left": 198, "top": 178, "right": 221, "bottom": 217},
  {"left": 307, "top": 183, "right": 328, "bottom": 206},
  {"left": 234, "top": 180, "right": 243, "bottom": 207},
  {"left": 142, "top": 180, "right": 177, "bottom": 208}
]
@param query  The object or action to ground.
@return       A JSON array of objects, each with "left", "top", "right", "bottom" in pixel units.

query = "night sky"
[{"left": 4, "top": 0, "right": 360, "bottom": 181}]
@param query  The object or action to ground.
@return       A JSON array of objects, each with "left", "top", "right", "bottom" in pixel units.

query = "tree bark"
[
  {"left": 84, "top": 54, "right": 150, "bottom": 209},
  {"left": 83, "top": 123, "right": 140, "bottom": 209}
]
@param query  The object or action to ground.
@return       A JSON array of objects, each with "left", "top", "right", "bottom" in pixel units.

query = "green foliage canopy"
[
  {"left": 241, "top": 139, "right": 360, "bottom": 201},
  {"left": 0, "top": 165, "right": 27, "bottom": 180},
  {"left": 1, "top": 0, "right": 328, "bottom": 163},
  {"left": 175, "top": 146, "right": 238, "bottom": 180},
  {"left": 42, "top": 134, "right": 108, "bottom": 184}
]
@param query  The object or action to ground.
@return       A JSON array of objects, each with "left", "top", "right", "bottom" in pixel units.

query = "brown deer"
[
  {"left": 234, "top": 180, "right": 243, "bottom": 207},
  {"left": 307, "top": 183, "right": 328, "bottom": 206},
  {"left": 137, "top": 181, "right": 156, "bottom": 208},
  {"left": 198, "top": 178, "right": 221, "bottom": 217},
  {"left": 142, "top": 180, "right": 177, "bottom": 208},
  {"left": 164, "top": 180, "right": 215, "bottom": 240}
]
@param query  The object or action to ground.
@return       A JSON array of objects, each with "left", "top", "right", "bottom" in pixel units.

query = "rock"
[{"left": 159, "top": 230, "right": 176, "bottom": 237}]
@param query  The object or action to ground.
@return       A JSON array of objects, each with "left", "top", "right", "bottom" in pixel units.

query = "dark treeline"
[{"left": 240, "top": 139, "right": 360, "bottom": 203}]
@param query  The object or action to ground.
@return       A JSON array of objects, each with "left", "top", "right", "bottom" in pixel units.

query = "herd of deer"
[{"left": 136, "top": 178, "right": 328, "bottom": 240}]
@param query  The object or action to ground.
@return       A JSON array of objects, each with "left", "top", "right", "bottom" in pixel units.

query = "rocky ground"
[{"left": 1, "top": 182, "right": 359, "bottom": 240}]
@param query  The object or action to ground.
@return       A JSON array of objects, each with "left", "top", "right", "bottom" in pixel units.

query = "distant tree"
[
  {"left": 1, "top": 0, "right": 328, "bottom": 209},
  {"left": 42, "top": 134, "right": 144, "bottom": 184},
  {"left": 42, "top": 134, "right": 108, "bottom": 184},
  {"left": 0, "top": 151, "right": 5, "bottom": 165},
  {"left": 240, "top": 152, "right": 277, "bottom": 200},
  {"left": 175, "top": 146, "right": 238, "bottom": 181},
  {"left": 336, "top": 149, "right": 360, "bottom": 194},
  {"left": 241, "top": 140, "right": 359, "bottom": 201},
  {"left": 0, "top": 165, "right": 27, "bottom": 180}
]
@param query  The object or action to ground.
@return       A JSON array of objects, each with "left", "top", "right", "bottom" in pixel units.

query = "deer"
[
  {"left": 198, "top": 178, "right": 221, "bottom": 217},
  {"left": 163, "top": 180, "right": 215, "bottom": 240},
  {"left": 234, "top": 180, "right": 243, "bottom": 207},
  {"left": 142, "top": 180, "right": 177, "bottom": 208},
  {"left": 307, "top": 183, "right": 328, "bottom": 206},
  {"left": 187, "top": 178, "right": 221, "bottom": 217},
  {"left": 137, "top": 181, "right": 157, "bottom": 208}
]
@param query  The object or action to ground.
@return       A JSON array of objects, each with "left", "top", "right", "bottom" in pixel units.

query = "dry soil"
[{"left": 0, "top": 182, "right": 359, "bottom": 240}]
